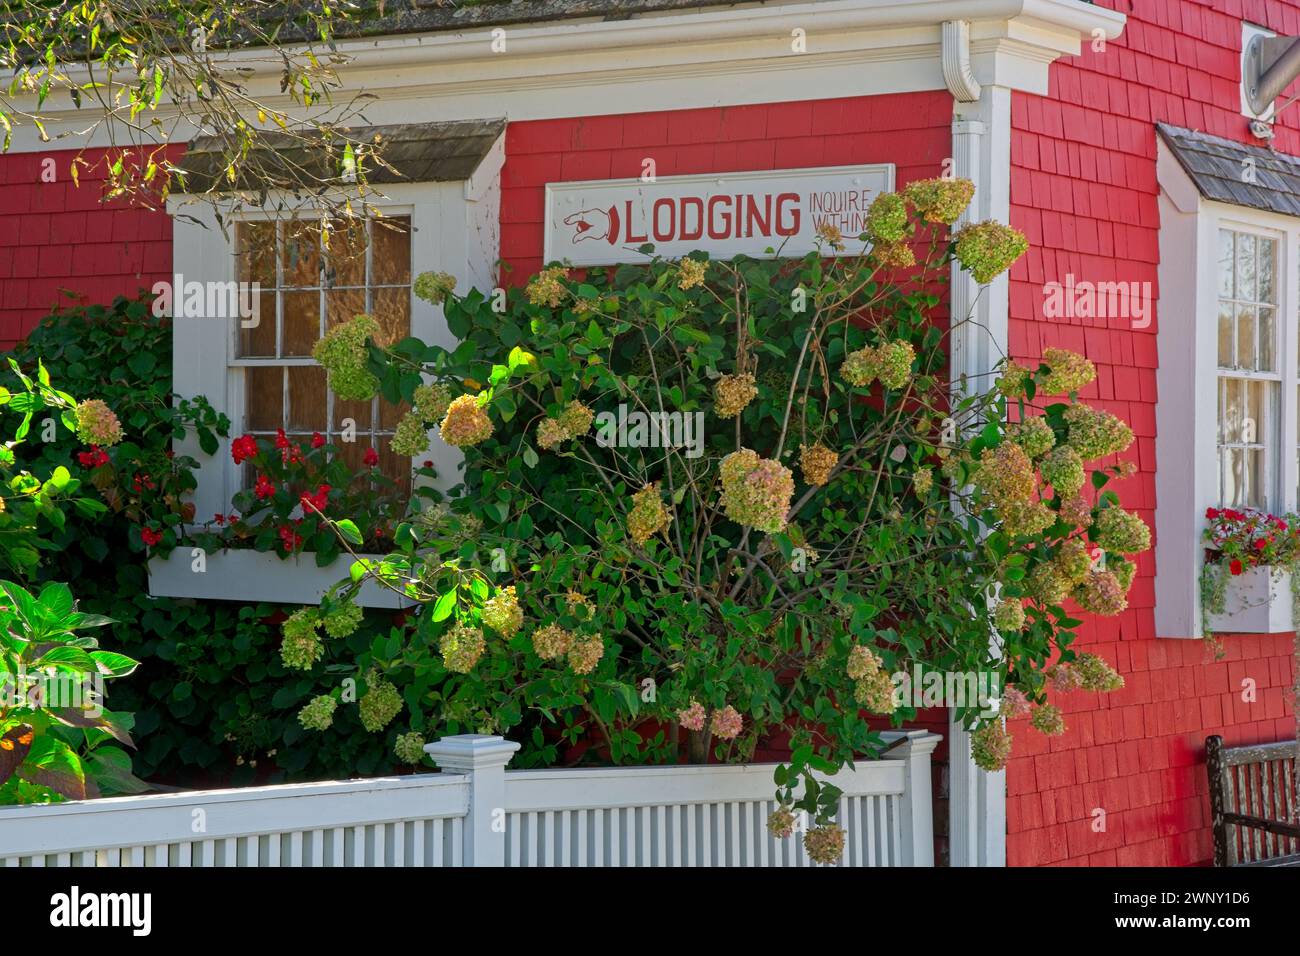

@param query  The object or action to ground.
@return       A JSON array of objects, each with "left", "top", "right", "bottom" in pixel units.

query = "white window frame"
[
  {"left": 163, "top": 139, "right": 503, "bottom": 561},
  {"left": 1155, "top": 139, "right": 1300, "bottom": 637}
]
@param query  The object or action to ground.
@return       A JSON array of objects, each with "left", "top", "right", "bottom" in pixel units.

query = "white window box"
[
  {"left": 147, "top": 548, "right": 414, "bottom": 610},
  {"left": 1205, "top": 565, "right": 1294, "bottom": 634}
]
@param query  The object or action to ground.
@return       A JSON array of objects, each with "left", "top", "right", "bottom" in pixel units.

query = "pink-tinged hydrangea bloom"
[
  {"left": 710, "top": 705, "right": 743, "bottom": 740},
  {"left": 1074, "top": 569, "right": 1128, "bottom": 616},
  {"left": 677, "top": 700, "right": 707, "bottom": 732},
  {"left": 1074, "top": 652, "right": 1125, "bottom": 692},
  {"left": 567, "top": 633, "right": 605, "bottom": 675},
  {"left": 1000, "top": 498, "right": 1056, "bottom": 537},
  {"left": 1000, "top": 684, "right": 1031, "bottom": 719},
  {"left": 1027, "top": 562, "right": 1071, "bottom": 606},
  {"left": 804, "top": 824, "right": 846, "bottom": 865},
  {"left": 74, "top": 399, "right": 124, "bottom": 446},
  {"left": 767, "top": 807, "right": 797, "bottom": 840},
  {"left": 719, "top": 449, "right": 794, "bottom": 533},
  {"left": 1048, "top": 661, "right": 1085, "bottom": 692},
  {"left": 440, "top": 394, "right": 494, "bottom": 447},
  {"left": 974, "top": 441, "right": 1036, "bottom": 509},
  {"left": 847, "top": 644, "right": 882, "bottom": 680},
  {"left": 997, "top": 361, "right": 1032, "bottom": 399},
  {"left": 1030, "top": 703, "right": 1066, "bottom": 737},
  {"left": 536, "top": 417, "right": 568, "bottom": 451},
  {"left": 532, "top": 624, "right": 573, "bottom": 661},
  {"left": 875, "top": 239, "right": 916, "bottom": 268},
  {"left": 972, "top": 721, "right": 1014, "bottom": 772},
  {"left": 1059, "top": 492, "right": 1093, "bottom": 529}
]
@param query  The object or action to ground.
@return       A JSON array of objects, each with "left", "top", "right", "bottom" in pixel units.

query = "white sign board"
[{"left": 544, "top": 164, "right": 895, "bottom": 266}]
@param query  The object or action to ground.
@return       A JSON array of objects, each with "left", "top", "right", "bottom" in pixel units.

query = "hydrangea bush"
[{"left": 289, "top": 179, "right": 1149, "bottom": 863}]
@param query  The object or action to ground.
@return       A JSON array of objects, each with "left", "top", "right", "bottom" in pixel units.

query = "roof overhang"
[{"left": 1157, "top": 123, "right": 1300, "bottom": 219}]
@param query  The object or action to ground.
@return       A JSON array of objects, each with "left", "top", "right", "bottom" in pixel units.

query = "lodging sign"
[{"left": 544, "top": 164, "right": 895, "bottom": 266}]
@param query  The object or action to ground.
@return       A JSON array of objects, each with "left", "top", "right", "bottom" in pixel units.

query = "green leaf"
[
  {"left": 336, "top": 519, "right": 364, "bottom": 546},
  {"left": 89, "top": 650, "right": 140, "bottom": 677},
  {"left": 431, "top": 589, "right": 457, "bottom": 622}
]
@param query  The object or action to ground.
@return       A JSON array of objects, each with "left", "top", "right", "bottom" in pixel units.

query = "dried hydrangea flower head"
[
  {"left": 804, "top": 824, "right": 846, "bottom": 865},
  {"left": 440, "top": 394, "right": 494, "bottom": 447},
  {"left": 1062, "top": 404, "right": 1133, "bottom": 460},
  {"left": 536, "top": 417, "right": 568, "bottom": 451},
  {"left": 1029, "top": 702, "right": 1066, "bottom": 736},
  {"left": 971, "top": 721, "right": 1014, "bottom": 772},
  {"left": 710, "top": 704, "right": 743, "bottom": 740},
  {"left": 1012, "top": 417, "right": 1056, "bottom": 459},
  {"left": 1000, "top": 684, "right": 1031, "bottom": 719},
  {"left": 532, "top": 623, "right": 573, "bottom": 661},
  {"left": 841, "top": 344, "right": 880, "bottom": 387},
  {"left": 997, "top": 360, "right": 1032, "bottom": 399},
  {"left": 677, "top": 257, "right": 708, "bottom": 290},
  {"left": 1093, "top": 507, "right": 1151, "bottom": 555},
  {"left": 1039, "top": 347, "right": 1096, "bottom": 395},
  {"left": 627, "top": 482, "right": 673, "bottom": 545},
  {"left": 719, "top": 449, "right": 794, "bottom": 533},
  {"left": 798, "top": 442, "right": 839, "bottom": 487},
  {"left": 875, "top": 240, "right": 917, "bottom": 268},
  {"left": 567, "top": 632, "right": 605, "bottom": 675},
  {"left": 875, "top": 340, "right": 916, "bottom": 390},
  {"left": 313, "top": 314, "right": 381, "bottom": 401},
  {"left": 993, "top": 598, "right": 1026, "bottom": 632},
  {"left": 558, "top": 400, "right": 594, "bottom": 438},
  {"left": 439, "top": 624, "right": 486, "bottom": 673},
  {"left": 767, "top": 807, "right": 796, "bottom": 839},
  {"left": 714, "top": 373, "right": 758, "bottom": 418},
  {"left": 1040, "top": 445, "right": 1085, "bottom": 497},
  {"left": 953, "top": 220, "right": 1029, "bottom": 284},
  {"left": 903, "top": 176, "right": 976, "bottom": 224},
  {"left": 1053, "top": 537, "right": 1093, "bottom": 586},
  {"left": 526, "top": 265, "right": 570, "bottom": 308},
  {"left": 974, "top": 441, "right": 1036, "bottom": 507},
  {"left": 1074, "top": 568, "right": 1128, "bottom": 615},
  {"left": 815, "top": 222, "right": 844, "bottom": 249},
  {"left": 74, "top": 399, "right": 124, "bottom": 446}
]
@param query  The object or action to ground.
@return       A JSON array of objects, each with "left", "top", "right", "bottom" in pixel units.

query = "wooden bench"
[{"left": 1206, "top": 735, "right": 1300, "bottom": 867}]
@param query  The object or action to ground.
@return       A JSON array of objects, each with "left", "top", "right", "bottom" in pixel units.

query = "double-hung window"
[
  {"left": 1155, "top": 125, "right": 1300, "bottom": 636},
  {"left": 233, "top": 216, "right": 413, "bottom": 493}
]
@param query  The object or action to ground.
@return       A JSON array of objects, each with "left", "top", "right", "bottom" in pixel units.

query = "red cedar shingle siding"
[{"left": 1006, "top": 0, "right": 1297, "bottom": 867}]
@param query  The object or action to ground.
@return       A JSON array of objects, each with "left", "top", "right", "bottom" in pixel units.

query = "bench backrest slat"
[{"left": 1207, "top": 735, "right": 1299, "bottom": 867}]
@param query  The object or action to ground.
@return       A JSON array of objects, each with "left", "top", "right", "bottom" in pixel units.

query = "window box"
[
  {"left": 147, "top": 548, "right": 413, "bottom": 609},
  {"left": 1205, "top": 565, "right": 1294, "bottom": 634}
]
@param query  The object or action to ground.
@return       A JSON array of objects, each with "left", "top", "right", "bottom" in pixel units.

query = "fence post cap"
[
  {"left": 424, "top": 734, "right": 521, "bottom": 772},
  {"left": 880, "top": 729, "right": 943, "bottom": 758}
]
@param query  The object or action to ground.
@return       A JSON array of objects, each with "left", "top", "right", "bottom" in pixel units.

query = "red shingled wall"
[
  {"left": 1005, "top": 0, "right": 1298, "bottom": 866},
  {"left": 0, "top": 148, "right": 172, "bottom": 348}
]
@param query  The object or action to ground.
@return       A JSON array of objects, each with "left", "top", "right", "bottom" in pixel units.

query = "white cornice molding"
[{"left": 3, "top": 0, "right": 1125, "bottom": 152}]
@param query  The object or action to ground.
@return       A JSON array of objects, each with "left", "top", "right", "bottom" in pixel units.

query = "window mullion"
[{"left": 1284, "top": 230, "right": 1300, "bottom": 511}]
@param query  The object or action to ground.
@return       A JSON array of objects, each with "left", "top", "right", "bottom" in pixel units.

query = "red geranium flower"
[
  {"left": 1229, "top": 559, "right": 1244, "bottom": 575},
  {"left": 1206, "top": 507, "right": 1220, "bottom": 520},
  {"left": 300, "top": 483, "right": 330, "bottom": 514},
  {"left": 364, "top": 447, "right": 380, "bottom": 467},
  {"left": 277, "top": 523, "right": 303, "bottom": 551},
  {"left": 140, "top": 527, "right": 163, "bottom": 547},
  {"left": 213, "top": 513, "right": 226, "bottom": 525},
  {"left": 311, "top": 432, "right": 326, "bottom": 449},
  {"left": 231, "top": 435, "right": 259, "bottom": 465},
  {"left": 275, "top": 428, "right": 290, "bottom": 450},
  {"left": 254, "top": 473, "right": 276, "bottom": 500}
]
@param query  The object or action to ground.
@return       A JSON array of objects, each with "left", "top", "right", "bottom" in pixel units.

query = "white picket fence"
[{"left": 0, "top": 730, "right": 940, "bottom": 867}]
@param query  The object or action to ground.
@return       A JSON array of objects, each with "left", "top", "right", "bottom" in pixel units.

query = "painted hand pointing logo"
[{"left": 564, "top": 206, "right": 619, "bottom": 244}]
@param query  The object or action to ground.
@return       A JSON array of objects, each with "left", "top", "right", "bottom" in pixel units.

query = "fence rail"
[{"left": 0, "top": 730, "right": 940, "bottom": 867}]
